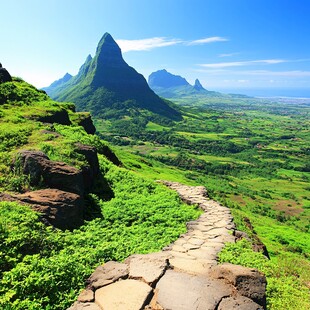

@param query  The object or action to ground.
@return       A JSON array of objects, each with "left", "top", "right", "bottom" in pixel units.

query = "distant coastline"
[{"left": 214, "top": 88, "right": 310, "bottom": 99}]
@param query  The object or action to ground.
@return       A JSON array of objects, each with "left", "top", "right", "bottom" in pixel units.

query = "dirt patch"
[{"left": 273, "top": 200, "right": 303, "bottom": 216}]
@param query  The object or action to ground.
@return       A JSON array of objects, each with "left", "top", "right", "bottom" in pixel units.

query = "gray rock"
[
  {"left": 156, "top": 270, "right": 231, "bottom": 310},
  {"left": 125, "top": 252, "right": 170, "bottom": 285},
  {"left": 218, "top": 296, "right": 263, "bottom": 310},
  {"left": 87, "top": 261, "right": 129, "bottom": 290}
]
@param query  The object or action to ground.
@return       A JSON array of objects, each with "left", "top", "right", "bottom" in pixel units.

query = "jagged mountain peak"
[
  {"left": 194, "top": 78, "right": 205, "bottom": 91},
  {"left": 44, "top": 33, "right": 182, "bottom": 121},
  {"left": 94, "top": 32, "right": 124, "bottom": 66}
]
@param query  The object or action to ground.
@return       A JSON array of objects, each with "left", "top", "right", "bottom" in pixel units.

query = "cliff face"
[{"left": 44, "top": 33, "right": 182, "bottom": 121}]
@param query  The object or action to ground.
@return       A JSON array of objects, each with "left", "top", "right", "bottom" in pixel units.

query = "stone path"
[{"left": 69, "top": 182, "right": 266, "bottom": 310}]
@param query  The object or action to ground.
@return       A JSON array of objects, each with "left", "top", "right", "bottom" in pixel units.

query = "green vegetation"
[
  {"left": 0, "top": 159, "right": 201, "bottom": 309},
  {"left": 95, "top": 96, "right": 310, "bottom": 309},
  {"left": 0, "top": 79, "right": 201, "bottom": 309}
]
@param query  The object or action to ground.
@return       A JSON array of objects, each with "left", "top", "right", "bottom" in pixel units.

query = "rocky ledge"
[
  {"left": 68, "top": 182, "right": 266, "bottom": 310},
  {"left": 0, "top": 144, "right": 106, "bottom": 230}
]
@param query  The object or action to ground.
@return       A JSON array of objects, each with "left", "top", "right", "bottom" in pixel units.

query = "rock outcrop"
[
  {"left": 75, "top": 112, "right": 96, "bottom": 134},
  {"left": 0, "top": 63, "right": 12, "bottom": 83},
  {"left": 68, "top": 182, "right": 266, "bottom": 309},
  {"left": 17, "top": 150, "right": 84, "bottom": 195},
  {"left": 37, "top": 109, "right": 71, "bottom": 125},
  {"left": 1, "top": 146, "right": 107, "bottom": 230}
]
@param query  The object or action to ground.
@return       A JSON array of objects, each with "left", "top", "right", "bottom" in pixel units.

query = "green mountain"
[
  {"left": 44, "top": 33, "right": 182, "bottom": 121},
  {"left": 42, "top": 72, "right": 72, "bottom": 97}
]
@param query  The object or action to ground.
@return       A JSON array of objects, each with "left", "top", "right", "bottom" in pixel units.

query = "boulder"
[
  {"left": 16, "top": 150, "right": 84, "bottom": 195},
  {"left": 0, "top": 63, "right": 12, "bottom": 83},
  {"left": 210, "top": 263, "right": 267, "bottom": 308},
  {"left": 1, "top": 189, "right": 84, "bottom": 230}
]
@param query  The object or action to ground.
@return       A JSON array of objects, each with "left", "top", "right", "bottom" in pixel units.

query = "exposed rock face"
[
  {"left": 75, "top": 144, "right": 100, "bottom": 191},
  {"left": 210, "top": 263, "right": 267, "bottom": 308},
  {"left": 37, "top": 109, "right": 71, "bottom": 125},
  {"left": 17, "top": 150, "right": 84, "bottom": 195},
  {"left": 75, "top": 113, "right": 96, "bottom": 134},
  {"left": 243, "top": 217, "right": 270, "bottom": 259},
  {"left": 148, "top": 69, "right": 190, "bottom": 88},
  {"left": 4, "top": 147, "right": 106, "bottom": 230},
  {"left": 17, "top": 189, "right": 84, "bottom": 230},
  {"left": 0, "top": 189, "right": 84, "bottom": 230},
  {"left": 0, "top": 63, "right": 12, "bottom": 83}
]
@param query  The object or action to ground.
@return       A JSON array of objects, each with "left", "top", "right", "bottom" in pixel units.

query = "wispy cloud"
[
  {"left": 117, "top": 36, "right": 228, "bottom": 52},
  {"left": 199, "top": 59, "right": 286, "bottom": 68},
  {"left": 187, "top": 36, "right": 228, "bottom": 45},
  {"left": 116, "top": 37, "right": 182, "bottom": 52},
  {"left": 219, "top": 52, "right": 240, "bottom": 57}
]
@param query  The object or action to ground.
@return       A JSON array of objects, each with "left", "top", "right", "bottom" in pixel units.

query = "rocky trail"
[{"left": 69, "top": 182, "right": 266, "bottom": 310}]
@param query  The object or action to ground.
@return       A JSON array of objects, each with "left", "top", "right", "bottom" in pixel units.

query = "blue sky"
[{"left": 1, "top": 0, "right": 310, "bottom": 96}]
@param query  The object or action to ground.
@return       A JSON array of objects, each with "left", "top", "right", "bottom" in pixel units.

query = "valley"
[{"left": 1, "top": 31, "right": 309, "bottom": 309}]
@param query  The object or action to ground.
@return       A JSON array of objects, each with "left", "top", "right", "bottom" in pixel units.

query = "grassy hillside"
[
  {"left": 0, "top": 79, "right": 201, "bottom": 309},
  {"left": 94, "top": 96, "right": 310, "bottom": 309}
]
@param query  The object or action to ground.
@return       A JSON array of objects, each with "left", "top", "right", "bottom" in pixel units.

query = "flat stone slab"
[
  {"left": 125, "top": 252, "right": 170, "bottom": 285},
  {"left": 95, "top": 279, "right": 152, "bottom": 310},
  {"left": 67, "top": 302, "right": 101, "bottom": 310},
  {"left": 170, "top": 257, "right": 214, "bottom": 275},
  {"left": 156, "top": 270, "right": 231, "bottom": 310},
  {"left": 87, "top": 261, "right": 128, "bottom": 289},
  {"left": 218, "top": 296, "right": 264, "bottom": 310}
]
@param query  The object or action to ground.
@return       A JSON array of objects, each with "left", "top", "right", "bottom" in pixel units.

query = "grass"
[{"left": 95, "top": 95, "right": 310, "bottom": 309}]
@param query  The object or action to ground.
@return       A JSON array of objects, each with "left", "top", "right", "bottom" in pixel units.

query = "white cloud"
[
  {"left": 199, "top": 59, "right": 286, "bottom": 68},
  {"left": 116, "top": 36, "right": 228, "bottom": 52},
  {"left": 219, "top": 52, "right": 240, "bottom": 57},
  {"left": 187, "top": 36, "right": 228, "bottom": 45},
  {"left": 116, "top": 37, "right": 182, "bottom": 52}
]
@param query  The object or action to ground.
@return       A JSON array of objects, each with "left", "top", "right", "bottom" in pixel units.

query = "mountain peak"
[
  {"left": 194, "top": 78, "right": 205, "bottom": 91},
  {"left": 148, "top": 69, "right": 190, "bottom": 88},
  {"left": 95, "top": 32, "right": 123, "bottom": 62}
]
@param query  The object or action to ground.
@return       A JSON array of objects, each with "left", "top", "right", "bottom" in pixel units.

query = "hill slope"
[
  {"left": 0, "top": 71, "right": 201, "bottom": 309},
  {"left": 44, "top": 33, "right": 182, "bottom": 121}
]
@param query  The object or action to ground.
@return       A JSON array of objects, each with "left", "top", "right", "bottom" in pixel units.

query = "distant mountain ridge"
[
  {"left": 148, "top": 69, "right": 248, "bottom": 100},
  {"left": 44, "top": 33, "right": 182, "bottom": 121}
]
